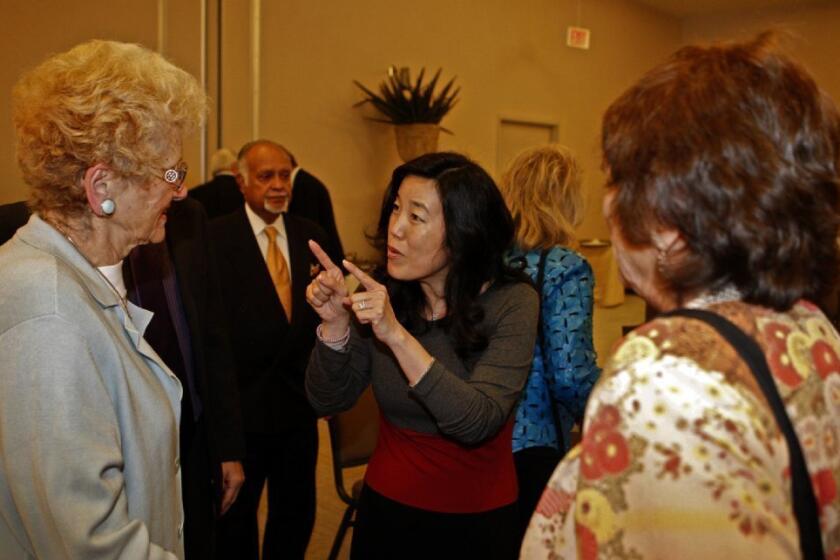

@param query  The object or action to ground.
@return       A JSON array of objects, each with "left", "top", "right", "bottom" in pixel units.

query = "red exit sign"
[{"left": 567, "top": 26, "right": 591, "bottom": 50}]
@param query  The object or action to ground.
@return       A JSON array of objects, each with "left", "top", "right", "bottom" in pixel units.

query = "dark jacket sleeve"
[
  {"left": 192, "top": 204, "right": 246, "bottom": 463},
  {"left": 0, "top": 201, "right": 30, "bottom": 245},
  {"left": 305, "top": 324, "right": 373, "bottom": 416},
  {"left": 292, "top": 170, "right": 344, "bottom": 266}
]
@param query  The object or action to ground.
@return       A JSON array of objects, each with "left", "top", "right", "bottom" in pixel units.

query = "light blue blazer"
[{"left": 0, "top": 216, "right": 185, "bottom": 559}]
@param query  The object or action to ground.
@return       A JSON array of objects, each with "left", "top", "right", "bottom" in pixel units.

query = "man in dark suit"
[
  {"left": 0, "top": 197, "right": 246, "bottom": 560},
  {"left": 125, "top": 196, "right": 246, "bottom": 559},
  {"left": 192, "top": 146, "right": 346, "bottom": 265},
  {"left": 288, "top": 158, "right": 345, "bottom": 264},
  {"left": 212, "top": 140, "right": 332, "bottom": 560},
  {"left": 189, "top": 148, "right": 245, "bottom": 219}
]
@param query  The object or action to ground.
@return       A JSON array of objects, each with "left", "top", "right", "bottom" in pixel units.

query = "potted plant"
[{"left": 353, "top": 66, "right": 460, "bottom": 161}]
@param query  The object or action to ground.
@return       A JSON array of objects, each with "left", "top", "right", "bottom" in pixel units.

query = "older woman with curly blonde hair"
[
  {"left": 499, "top": 144, "right": 601, "bottom": 539},
  {"left": 0, "top": 40, "right": 206, "bottom": 559}
]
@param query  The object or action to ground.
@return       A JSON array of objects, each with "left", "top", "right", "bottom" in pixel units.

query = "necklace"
[
  {"left": 58, "top": 228, "right": 132, "bottom": 320},
  {"left": 685, "top": 285, "right": 742, "bottom": 309},
  {"left": 428, "top": 302, "right": 445, "bottom": 322}
]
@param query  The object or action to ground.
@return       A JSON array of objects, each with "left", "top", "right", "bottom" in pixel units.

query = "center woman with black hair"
[{"left": 306, "top": 152, "right": 539, "bottom": 559}]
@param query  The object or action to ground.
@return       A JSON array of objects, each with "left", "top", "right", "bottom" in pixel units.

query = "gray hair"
[{"left": 209, "top": 148, "right": 236, "bottom": 176}]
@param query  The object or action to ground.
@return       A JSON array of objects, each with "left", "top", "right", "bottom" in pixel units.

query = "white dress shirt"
[
  {"left": 244, "top": 203, "right": 292, "bottom": 282},
  {"left": 98, "top": 261, "right": 128, "bottom": 298}
]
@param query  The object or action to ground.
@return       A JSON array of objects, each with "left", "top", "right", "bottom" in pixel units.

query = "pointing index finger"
[
  {"left": 343, "top": 259, "right": 381, "bottom": 290},
  {"left": 308, "top": 239, "right": 340, "bottom": 273}
]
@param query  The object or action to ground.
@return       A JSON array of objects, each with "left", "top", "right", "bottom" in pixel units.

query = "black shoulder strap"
[
  {"left": 535, "top": 248, "right": 550, "bottom": 351},
  {"left": 663, "top": 308, "right": 824, "bottom": 560}
]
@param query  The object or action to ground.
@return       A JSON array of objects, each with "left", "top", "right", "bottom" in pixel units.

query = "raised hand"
[
  {"left": 306, "top": 240, "right": 350, "bottom": 331},
  {"left": 343, "top": 259, "right": 404, "bottom": 346}
]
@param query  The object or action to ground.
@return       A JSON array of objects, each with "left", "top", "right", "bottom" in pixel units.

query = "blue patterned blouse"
[{"left": 506, "top": 246, "right": 601, "bottom": 454}]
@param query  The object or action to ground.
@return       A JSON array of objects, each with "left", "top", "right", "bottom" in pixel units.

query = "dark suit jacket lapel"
[
  {"left": 284, "top": 214, "right": 312, "bottom": 321},
  {"left": 123, "top": 227, "right": 197, "bottom": 407},
  {"left": 231, "top": 208, "right": 288, "bottom": 326},
  {"left": 165, "top": 203, "right": 199, "bottom": 379}
]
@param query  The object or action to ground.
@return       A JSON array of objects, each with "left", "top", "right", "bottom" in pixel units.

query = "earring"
[
  {"left": 100, "top": 198, "right": 116, "bottom": 216},
  {"left": 656, "top": 247, "right": 671, "bottom": 275}
]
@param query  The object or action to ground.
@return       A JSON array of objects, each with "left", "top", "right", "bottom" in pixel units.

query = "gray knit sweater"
[{"left": 305, "top": 281, "right": 539, "bottom": 445}]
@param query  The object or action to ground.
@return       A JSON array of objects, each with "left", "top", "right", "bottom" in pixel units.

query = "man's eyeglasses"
[{"left": 161, "top": 161, "right": 188, "bottom": 190}]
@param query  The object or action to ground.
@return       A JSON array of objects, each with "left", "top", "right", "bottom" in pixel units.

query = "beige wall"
[
  {"left": 218, "top": 0, "right": 254, "bottom": 154},
  {"left": 1, "top": 1, "right": 156, "bottom": 204},
  {"left": 3, "top": 1, "right": 838, "bottom": 259},
  {"left": 0, "top": 0, "right": 206, "bottom": 203},
  {"left": 682, "top": 1, "right": 840, "bottom": 104},
  {"left": 0, "top": 0, "right": 680, "bottom": 258},
  {"left": 254, "top": 0, "right": 680, "bottom": 258}
]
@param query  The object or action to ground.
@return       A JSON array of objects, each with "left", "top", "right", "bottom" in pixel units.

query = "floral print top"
[
  {"left": 506, "top": 246, "right": 600, "bottom": 454},
  {"left": 520, "top": 300, "right": 840, "bottom": 559}
]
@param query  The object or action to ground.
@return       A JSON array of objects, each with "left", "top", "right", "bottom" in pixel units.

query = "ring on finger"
[{"left": 358, "top": 300, "right": 367, "bottom": 310}]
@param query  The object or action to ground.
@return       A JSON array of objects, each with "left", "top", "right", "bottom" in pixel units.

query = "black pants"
[
  {"left": 180, "top": 418, "right": 217, "bottom": 560},
  {"left": 514, "top": 446, "right": 562, "bottom": 541},
  {"left": 350, "top": 484, "right": 520, "bottom": 560},
  {"left": 215, "top": 422, "right": 318, "bottom": 560}
]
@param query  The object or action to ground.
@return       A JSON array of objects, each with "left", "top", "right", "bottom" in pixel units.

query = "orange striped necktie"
[{"left": 264, "top": 225, "right": 292, "bottom": 320}]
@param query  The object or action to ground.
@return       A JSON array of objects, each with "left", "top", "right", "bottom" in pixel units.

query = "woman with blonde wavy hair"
[
  {"left": 499, "top": 144, "right": 601, "bottom": 540},
  {"left": 0, "top": 40, "right": 206, "bottom": 559}
]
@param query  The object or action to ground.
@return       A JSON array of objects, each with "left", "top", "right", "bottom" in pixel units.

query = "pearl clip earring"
[{"left": 100, "top": 198, "right": 116, "bottom": 216}]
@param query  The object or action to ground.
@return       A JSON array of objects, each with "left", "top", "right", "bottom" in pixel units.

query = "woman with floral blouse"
[
  {"left": 521, "top": 32, "right": 840, "bottom": 559},
  {"left": 500, "top": 144, "right": 601, "bottom": 539}
]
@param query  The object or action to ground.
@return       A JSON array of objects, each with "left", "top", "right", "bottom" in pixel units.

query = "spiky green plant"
[{"left": 353, "top": 67, "right": 460, "bottom": 133}]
